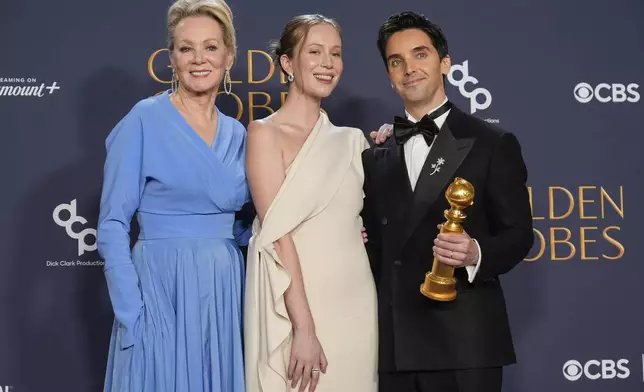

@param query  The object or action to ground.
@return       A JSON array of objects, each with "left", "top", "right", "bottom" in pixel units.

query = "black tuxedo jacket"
[{"left": 361, "top": 105, "right": 533, "bottom": 373}]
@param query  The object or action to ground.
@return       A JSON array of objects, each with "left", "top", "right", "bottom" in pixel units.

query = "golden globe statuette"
[{"left": 420, "top": 177, "right": 475, "bottom": 301}]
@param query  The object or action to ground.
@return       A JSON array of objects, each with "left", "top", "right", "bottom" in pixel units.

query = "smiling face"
[
  {"left": 169, "top": 14, "right": 233, "bottom": 95},
  {"left": 385, "top": 28, "right": 450, "bottom": 109},
  {"left": 280, "top": 23, "right": 343, "bottom": 99}
]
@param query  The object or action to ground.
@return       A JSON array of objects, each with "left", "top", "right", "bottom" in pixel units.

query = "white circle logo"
[
  {"left": 563, "top": 359, "right": 583, "bottom": 381},
  {"left": 574, "top": 82, "right": 594, "bottom": 103}
]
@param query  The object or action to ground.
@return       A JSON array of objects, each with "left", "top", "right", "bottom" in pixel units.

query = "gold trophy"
[{"left": 420, "top": 177, "right": 475, "bottom": 301}]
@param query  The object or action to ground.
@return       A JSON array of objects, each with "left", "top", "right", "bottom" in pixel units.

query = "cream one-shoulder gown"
[{"left": 244, "top": 112, "right": 378, "bottom": 392}]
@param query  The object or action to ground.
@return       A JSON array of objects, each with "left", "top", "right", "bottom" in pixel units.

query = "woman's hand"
[{"left": 288, "top": 326, "right": 328, "bottom": 392}]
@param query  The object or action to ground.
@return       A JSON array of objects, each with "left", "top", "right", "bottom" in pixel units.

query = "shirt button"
[
  {"left": 381, "top": 216, "right": 388, "bottom": 225},
  {"left": 394, "top": 260, "right": 402, "bottom": 266}
]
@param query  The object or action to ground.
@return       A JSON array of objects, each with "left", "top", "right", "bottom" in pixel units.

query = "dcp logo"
[
  {"left": 574, "top": 82, "right": 640, "bottom": 103},
  {"left": 447, "top": 60, "right": 492, "bottom": 114},
  {"left": 53, "top": 199, "right": 97, "bottom": 256},
  {"left": 562, "top": 359, "right": 630, "bottom": 381}
]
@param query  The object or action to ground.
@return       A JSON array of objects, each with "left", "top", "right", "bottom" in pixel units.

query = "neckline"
[
  {"left": 285, "top": 111, "right": 325, "bottom": 173},
  {"left": 162, "top": 90, "right": 222, "bottom": 150}
]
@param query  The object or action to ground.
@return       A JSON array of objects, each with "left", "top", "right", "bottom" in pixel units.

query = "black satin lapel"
[
  {"left": 399, "top": 123, "right": 474, "bottom": 247},
  {"left": 397, "top": 144, "right": 413, "bottom": 195},
  {"left": 376, "top": 144, "right": 413, "bottom": 227}
]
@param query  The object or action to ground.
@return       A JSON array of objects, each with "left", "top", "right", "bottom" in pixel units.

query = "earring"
[
  {"left": 171, "top": 68, "right": 178, "bottom": 93},
  {"left": 287, "top": 73, "right": 294, "bottom": 82},
  {"left": 224, "top": 69, "right": 232, "bottom": 95}
]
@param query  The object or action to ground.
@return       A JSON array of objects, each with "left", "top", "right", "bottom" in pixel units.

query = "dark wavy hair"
[{"left": 377, "top": 11, "right": 449, "bottom": 67}]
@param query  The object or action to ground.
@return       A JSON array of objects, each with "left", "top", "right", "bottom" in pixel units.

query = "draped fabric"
[{"left": 244, "top": 112, "right": 378, "bottom": 392}]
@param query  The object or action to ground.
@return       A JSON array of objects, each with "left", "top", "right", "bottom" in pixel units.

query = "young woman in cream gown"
[{"left": 244, "top": 14, "right": 379, "bottom": 392}]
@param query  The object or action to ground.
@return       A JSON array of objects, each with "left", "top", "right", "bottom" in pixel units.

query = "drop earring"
[
  {"left": 171, "top": 68, "right": 178, "bottom": 93},
  {"left": 224, "top": 69, "right": 232, "bottom": 95}
]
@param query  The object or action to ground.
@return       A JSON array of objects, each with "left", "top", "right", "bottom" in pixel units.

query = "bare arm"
[{"left": 245, "top": 121, "right": 314, "bottom": 332}]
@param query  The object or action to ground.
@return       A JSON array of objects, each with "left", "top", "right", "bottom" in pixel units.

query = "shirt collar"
[{"left": 405, "top": 96, "right": 450, "bottom": 127}]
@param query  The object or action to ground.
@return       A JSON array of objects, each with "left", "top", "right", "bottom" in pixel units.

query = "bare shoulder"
[
  {"left": 247, "top": 118, "right": 278, "bottom": 137},
  {"left": 247, "top": 118, "right": 282, "bottom": 150}
]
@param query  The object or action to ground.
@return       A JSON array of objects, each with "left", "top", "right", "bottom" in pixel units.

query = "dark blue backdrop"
[{"left": 1, "top": 0, "right": 643, "bottom": 391}]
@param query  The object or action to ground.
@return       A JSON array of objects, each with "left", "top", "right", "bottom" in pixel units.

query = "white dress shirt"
[{"left": 404, "top": 97, "right": 482, "bottom": 283}]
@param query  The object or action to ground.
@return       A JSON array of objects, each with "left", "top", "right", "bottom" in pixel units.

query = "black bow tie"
[{"left": 393, "top": 101, "right": 452, "bottom": 145}]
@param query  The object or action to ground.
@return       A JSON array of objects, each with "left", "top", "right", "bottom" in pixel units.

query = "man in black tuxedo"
[{"left": 361, "top": 11, "right": 534, "bottom": 392}]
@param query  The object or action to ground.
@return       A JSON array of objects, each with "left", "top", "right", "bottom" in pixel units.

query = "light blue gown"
[{"left": 98, "top": 90, "right": 250, "bottom": 392}]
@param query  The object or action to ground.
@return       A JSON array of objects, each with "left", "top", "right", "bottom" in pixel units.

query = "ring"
[
  {"left": 450, "top": 251, "right": 454, "bottom": 258},
  {"left": 312, "top": 369, "right": 321, "bottom": 373}
]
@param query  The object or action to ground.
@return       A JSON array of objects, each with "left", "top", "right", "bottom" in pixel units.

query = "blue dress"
[{"left": 97, "top": 90, "right": 250, "bottom": 392}]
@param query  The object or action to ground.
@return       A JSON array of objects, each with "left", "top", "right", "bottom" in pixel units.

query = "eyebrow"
[
  {"left": 387, "top": 45, "right": 431, "bottom": 62},
  {"left": 412, "top": 45, "right": 431, "bottom": 52},
  {"left": 177, "top": 38, "right": 221, "bottom": 44},
  {"left": 306, "top": 43, "right": 342, "bottom": 49}
]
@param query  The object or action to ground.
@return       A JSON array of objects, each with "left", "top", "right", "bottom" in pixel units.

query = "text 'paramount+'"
[{"left": 0, "top": 77, "right": 61, "bottom": 97}]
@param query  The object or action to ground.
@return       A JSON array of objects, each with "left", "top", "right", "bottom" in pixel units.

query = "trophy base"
[{"left": 420, "top": 272, "right": 456, "bottom": 301}]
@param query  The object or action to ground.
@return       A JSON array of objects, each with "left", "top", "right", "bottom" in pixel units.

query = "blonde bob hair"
[{"left": 167, "top": 0, "right": 237, "bottom": 59}]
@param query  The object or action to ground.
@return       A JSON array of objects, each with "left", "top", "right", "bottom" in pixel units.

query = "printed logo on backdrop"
[
  {"left": 0, "top": 386, "right": 13, "bottom": 392},
  {"left": 574, "top": 82, "right": 640, "bottom": 103},
  {"left": 0, "top": 77, "right": 60, "bottom": 97},
  {"left": 524, "top": 185, "right": 625, "bottom": 262},
  {"left": 562, "top": 358, "right": 633, "bottom": 381},
  {"left": 48, "top": 199, "right": 104, "bottom": 268},
  {"left": 447, "top": 60, "right": 498, "bottom": 124}
]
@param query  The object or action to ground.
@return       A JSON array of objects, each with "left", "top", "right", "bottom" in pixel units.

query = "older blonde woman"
[{"left": 97, "top": 0, "right": 249, "bottom": 390}]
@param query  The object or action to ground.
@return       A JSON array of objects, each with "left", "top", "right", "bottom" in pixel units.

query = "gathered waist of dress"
[{"left": 137, "top": 211, "right": 234, "bottom": 240}]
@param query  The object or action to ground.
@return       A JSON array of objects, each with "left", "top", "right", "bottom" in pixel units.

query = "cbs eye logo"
[
  {"left": 562, "top": 359, "right": 630, "bottom": 381},
  {"left": 574, "top": 82, "right": 640, "bottom": 103}
]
